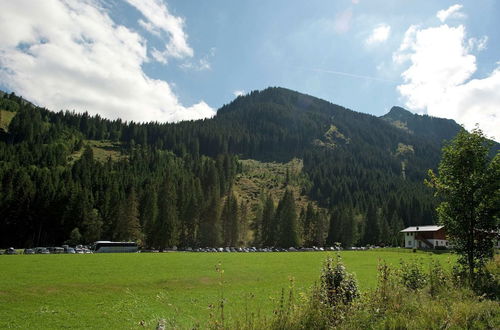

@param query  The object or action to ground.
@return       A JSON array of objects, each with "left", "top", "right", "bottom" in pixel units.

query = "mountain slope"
[
  {"left": 381, "top": 106, "right": 462, "bottom": 143},
  {"left": 0, "top": 87, "right": 477, "bottom": 248}
]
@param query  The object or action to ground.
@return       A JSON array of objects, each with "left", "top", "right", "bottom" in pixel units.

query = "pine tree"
[
  {"left": 82, "top": 208, "right": 103, "bottom": 243},
  {"left": 156, "top": 178, "right": 179, "bottom": 249},
  {"left": 303, "top": 202, "right": 315, "bottom": 246},
  {"left": 221, "top": 193, "right": 239, "bottom": 246},
  {"left": 67, "top": 227, "right": 82, "bottom": 246},
  {"left": 239, "top": 200, "right": 249, "bottom": 246},
  {"left": 340, "top": 207, "right": 355, "bottom": 248},
  {"left": 124, "top": 188, "right": 142, "bottom": 242},
  {"left": 199, "top": 194, "right": 221, "bottom": 247},
  {"left": 261, "top": 194, "right": 275, "bottom": 246},
  {"left": 378, "top": 211, "right": 391, "bottom": 246},
  {"left": 313, "top": 209, "right": 327, "bottom": 246},
  {"left": 326, "top": 208, "right": 341, "bottom": 246},
  {"left": 363, "top": 203, "right": 379, "bottom": 245},
  {"left": 276, "top": 190, "right": 300, "bottom": 247},
  {"left": 140, "top": 186, "right": 158, "bottom": 247}
]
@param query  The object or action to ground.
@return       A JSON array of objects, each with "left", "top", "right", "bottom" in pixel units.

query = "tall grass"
[{"left": 203, "top": 255, "right": 500, "bottom": 329}]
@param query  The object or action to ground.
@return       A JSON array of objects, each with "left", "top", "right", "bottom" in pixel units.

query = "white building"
[{"left": 401, "top": 225, "right": 448, "bottom": 249}]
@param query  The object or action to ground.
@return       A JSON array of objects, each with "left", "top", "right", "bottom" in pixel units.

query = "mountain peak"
[
  {"left": 384, "top": 106, "right": 414, "bottom": 120},
  {"left": 381, "top": 106, "right": 461, "bottom": 142}
]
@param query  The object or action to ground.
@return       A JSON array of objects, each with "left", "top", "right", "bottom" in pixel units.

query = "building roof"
[{"left": 400, "top": 225, "right": 444, "bottom": 233}]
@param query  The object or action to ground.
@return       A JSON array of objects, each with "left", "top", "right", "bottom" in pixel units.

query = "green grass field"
[{"left": 0, "top": 250, "right": 454, "bottom": 329}]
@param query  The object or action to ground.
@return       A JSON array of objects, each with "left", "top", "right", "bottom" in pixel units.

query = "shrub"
[
  {"left": 428, "top": 259, "right": 449, "bottom": 296},
  {"left": 473, "top": 260, "right": 500, "bottom": 300},
  {"left": 399, "top": 259, "right": 427, "bottom": 290},
  {"left": 319, "top": 255, "right": 359, "bottom": 307}
]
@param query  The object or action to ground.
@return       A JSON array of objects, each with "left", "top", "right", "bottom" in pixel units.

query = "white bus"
[{"left": 93, "top": 241, "right": 138, "bottom": 253}]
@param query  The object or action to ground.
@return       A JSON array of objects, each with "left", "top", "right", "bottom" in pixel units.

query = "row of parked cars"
[
  {"left": 145, "top": 246, "right": 345, "bottom": 253},
  {"left": 163, "top": 245, "right": 380, "bottom": 253},
  {"left": 1, "top": 245, "right": 93, "bottom": 255}
]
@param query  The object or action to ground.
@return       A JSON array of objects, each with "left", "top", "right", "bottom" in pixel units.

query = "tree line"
[{"left": 0, "top": 88, "right": 458, "bottom": 248}]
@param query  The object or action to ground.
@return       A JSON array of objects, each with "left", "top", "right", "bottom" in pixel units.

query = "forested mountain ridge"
[
  {"left": 0, "top": 87, "right": 472, "bottom": 248},
  {"left": 381, "top": 106, "right": 462, "bottom": 142}
]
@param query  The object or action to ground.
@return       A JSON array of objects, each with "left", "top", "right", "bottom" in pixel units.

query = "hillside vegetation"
[
  {"left": 0, "top": 109, "right": 16, "bottom": 132},
  {"left": 0, "top": 88, "right": 476, "bottom": 249}
]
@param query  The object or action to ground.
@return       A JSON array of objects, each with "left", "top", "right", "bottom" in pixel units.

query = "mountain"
[
  {"left": 0, "top": 87, "right": 474, "bottom": 249},
  {"left": 381, "top": 106, "right": 462, "bottom": 143}
]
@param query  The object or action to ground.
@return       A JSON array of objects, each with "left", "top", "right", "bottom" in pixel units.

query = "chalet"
[{"left": 401, "top": 225, "right": 448, "bottom": 249}]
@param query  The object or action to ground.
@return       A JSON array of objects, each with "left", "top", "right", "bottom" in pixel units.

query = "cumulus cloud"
[
  {"left": 0, "top": 0, "right": 214, "bottom": 123},
  {"left": 467, "top": 36, "right": 488, "bottom": 52},
  {"left": 125, "top": 0, "right": 193, "bottom": 63},
  {"left": 366, "top": 24, "right": 391, "bottom": 45},
  {"left": 436, "top": 4, "right": 466, "bottom": 23},
  {"left": 394, "top": 22, "right": 500, "bottom": 141},
  {"left": 233, "top": 90, "right": 246, "bottom": 97}
]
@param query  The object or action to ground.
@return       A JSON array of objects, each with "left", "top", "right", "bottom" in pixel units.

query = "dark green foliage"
[
  {"left": 276, "top": 190, "right": 300, "bottom": 247},
  {"left": 326, "top": 209, "right": 341, "bottom": 246},
  {"left": 0, "top": 97, "right": 20, "bottom": 112},
  {"left": 66, "top": 227, "right": 82, "bottom": 246},
  {"left": 221, "top": 192, "right": 239, "bottom": 246},
  {"left": 0, "top": 88, "right": 473, "bottom": 248},
  {"left": 399, "top": 259, "right": 427, "bottom": 290},
  {"left": 427, "top": 128, "right": 500, "bottom": 282},
  {"left": 260, "top": 194, "right": 276, "bottom": 247},
  {"left": 319, "top": 255, "right": 359, "bottom": 307},
  {"left": 382, "top": 106, "right": 462, "bottom": 144}
]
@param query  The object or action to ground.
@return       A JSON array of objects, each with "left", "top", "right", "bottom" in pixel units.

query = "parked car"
[
  {"left": 24, "top": 248, "right": 35, "bottom": 254},
  {"left": 4, "top": 247, "right": 17, "bottom": 255},
  {"left": 35, "top": 247, "right": 50, "bottom": 254},
  {"left": 64, "top": 247, "right": 76, "bottom": 254},
  {"left": 48, "top": 247, "right": 64, "bottom": 254}
]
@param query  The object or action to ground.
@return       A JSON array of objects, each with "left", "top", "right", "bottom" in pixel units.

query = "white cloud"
[
  {"left": 437, "top": 4, "right": 465, "bottom": 23},
  {"left": 333, "top": 8, "right": 353, "bottom": 34},
  {"left": 366, "top": 24, "right": 391, "bottom": 45},
  {"left": 180, "top": 58, "right": 211, "bottom": 71},
  {"left": 394, "top": 23, "right": 500, "bottom": 141},
  {"left": 180, "top": 47, "right": 215, "bottom": 71},
  {"left": 233, "top": 90, "right": 246, "bottom": 97},
  {"left": 125, "top": 0, "right": 193, "bottom": 63},
  {"left": 0, "top": 0, "right": 215, "bottom": 123},
  {"left": 468, "top": 36, "right": 488, "bottom": 52}
]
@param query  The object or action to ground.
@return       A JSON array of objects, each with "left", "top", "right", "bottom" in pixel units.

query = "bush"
[
  {"left": 203, "top": 257, "right": 500, "bottom": 330},
  {"left": 428, "top": 259, "right": 449, "bottom": 296},
  {"left": 319, "top": 255, "right": 359, "bottom": 307},
  {"left": 399, "top": 259, "right": 427, "bottom": 290},
  {"left": 473, "top": 257, "right": 500, "bottom": 300}
]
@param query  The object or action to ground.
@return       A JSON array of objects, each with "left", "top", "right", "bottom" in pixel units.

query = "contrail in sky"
[{"left": 302, "top": 67, "right": 399, "bottom": 83}]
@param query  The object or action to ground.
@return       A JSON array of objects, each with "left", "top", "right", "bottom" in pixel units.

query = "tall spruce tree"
[
  {"left": 276, "top": 190, "right": 300, "bottom": 247},
  {"left": 199, "top": 194, "right": 222, "bottom": 247},
  {"left": 261, "top": 194, "right": 276, "bottom": 246},
  {"left": 156, "top": 177, "right": 179, "bottom": 249},
  {"left": 326, "top": 208, "right": 341, "bottom": 246}
]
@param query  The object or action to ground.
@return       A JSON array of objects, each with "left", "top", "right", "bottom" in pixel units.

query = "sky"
[{"left": 0, "top": 0, "right": 499, "bottom": 141}]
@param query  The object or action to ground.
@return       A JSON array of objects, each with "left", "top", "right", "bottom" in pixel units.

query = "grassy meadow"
[
  {"left": 0, "top": 109, "right": 16, "bottom": 132},
  {"left": 0, "top": 250, "right": 454, "bottom": 329}
]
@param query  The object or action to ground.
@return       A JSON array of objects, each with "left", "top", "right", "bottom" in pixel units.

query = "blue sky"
[{"left": 0, "top": 0, "right": 499, "bottom": 140}]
